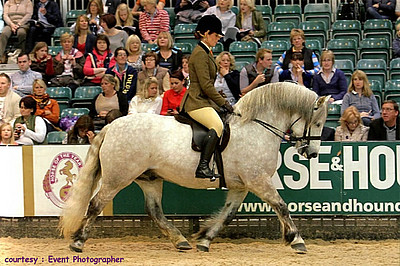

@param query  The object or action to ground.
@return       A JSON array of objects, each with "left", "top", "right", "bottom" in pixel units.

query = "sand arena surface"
[{"left": 0, "top": 236, "right": 399, "bottom": 265}]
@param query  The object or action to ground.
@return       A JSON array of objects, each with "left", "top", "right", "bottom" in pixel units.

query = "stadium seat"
[
  {"left": 305, "top": 39, "right": 322, "bottom": 58},
  {"left": 327, "top": 104, "right": 341, "bottom": 120},
  {"left": 299, "top": 21, "right": 327, "bottom": 48},
  {"left": 324, "top": 120, "right": 339, "bottom": 129},
  {"left": 334, "top": 59, "right": 354, "bottom": 84},
  {"left": 356, "top": 59, "right": 387, "bottom": 87},
  {"left": 326, "top": 39, "right": 358, "bottom": 66},
  {"left": 235, "top": 60, "right": 250, "bottom": 71},
  {"left": 212, "top": 42, "right": 224, "bottom": 55},
  {"left": 164, "top": 7, "right": 176, "bottom": 32},
  {"left": 304, "top": 3, "right": 331, "bottom": 31},
  {"left": 389, "top": 58, "right": 400, "bottom": 80},
  {"left": 60, "top": 108, "right": 90, "bottom": 119},
  {"left": 331, "top": 20, "right": 362, "bottom": 43},
  {"left": 46, "top": 131, "right": 67, "bottom": 144},
  {"left": 71, "top": 86, "right": 102, "bottom": 108},
  {"left": 255, "top": 5, "right": 272, "bottom": 24},
  {"left": 370, "top": 80, "right": 383, "bottom": 108},
  {"left": 174, "top": 43, "right": 193, "bottom": 55},
  {"left": 231, "top": 6, "right": 239, "bottom": 15},
  {"left": 48, "top": 46, "right": 62, "bottom": 56},
  {"left": 363, "top": 19, "right": 393, "bottom": 47},
  {"left": 46, "top": 87, "right": 72, "bottom": 114},
  {"left": 261, "top": 40, "right": 290, "bottom": 61},
  {"left": 274, "top": 5, "right": 302, "bottom": 26},
  {"left": 174, "top": 24, "right": 198, "bottom": 48},
  {"left": 267, "top": 22, "right": 296, "bottom": 42},
  {"left": 359, "top": 38, "right": 389, "bottom": 65},
  {"left": 141, "top": 43, "right": 156, "bottom": 53},
  {"left": 229, "top": 41, "right": 257, "bottom": 62},
  {"left": 51, "top": 27, "right": 72, "bottom": 46},
  {"left": 385, "top": 79, "right": 400, "bottom": 103},
  {"left": 65, "top": 10, "right": 86, "bottom": 27}
]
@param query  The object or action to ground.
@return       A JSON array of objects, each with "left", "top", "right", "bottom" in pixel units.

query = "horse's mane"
[{"left": 235, "top": 82, "right": 318, "bottom": 123}]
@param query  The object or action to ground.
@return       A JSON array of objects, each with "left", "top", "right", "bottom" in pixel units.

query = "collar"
[
  {"left": 200, "top": 41, "right": 213, "bottom": 55},
  {"left": 318, "top": 67, "right": 336, "bottom": 75},
  {"left": 18, "top": 69, "right": 32, "bottom": 74}
]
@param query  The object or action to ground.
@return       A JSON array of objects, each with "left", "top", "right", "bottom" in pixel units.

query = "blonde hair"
[
  {"left": 289, "top": 29, "right": 305, "bottom": 44},
  {"left": 320, "top": 50, "right": 335, "bottom": 64},
  {"left": 156, "top": 31, "right": 174, "bottom": 50},
  {"left": 102, "top": 74, "right": 120, "bottom": 92},
  {"left": 141, "top": 0, "right": 157, "bottom": 6},
  {"left": 60, "top": 32, "right": 74, "bottom": 44},
  {"left": 340, "top": 106, "right": 363, "bottom": 128},
  {"left": 240, "top": 0, "right": 255, "bottom": 11},
  {"left": 215, "top": 51, "right": 235, "bottom": 72},
  {"left": 0, "top": 123, "right": 16, "bottom": 145},
  {"left": 75, "top": 15, "right": 91, "bottom": 35},
  {"left": 115, "top": 3, "right": 134, "bottom": 26},
  {"left": 126, "top": 34, "right": 142, "bottom": 55},
  {"left": 33, "top": 79, "right": 47, "bottom": 92},
  {"left": 348, "top": 70, "right": 373, "bottom": 97},
  {"left": 218, "top": 0, "right": 233, "bottom": 9},
  {"left": 139, "top": 77, "right": 159, "bottom": 100}
]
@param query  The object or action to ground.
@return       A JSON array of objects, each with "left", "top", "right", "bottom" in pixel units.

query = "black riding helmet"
[{"left": 195, "top": 15, "right": 224, "bottom": 37}]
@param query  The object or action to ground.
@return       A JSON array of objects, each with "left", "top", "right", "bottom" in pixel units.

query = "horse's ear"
[{"left": 314, "top": 95, "right": 331, "bottom": 109}]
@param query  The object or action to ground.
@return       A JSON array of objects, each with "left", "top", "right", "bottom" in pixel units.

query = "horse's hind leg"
[
  {"left": 135, "top": 176, "right": 192, "bottom": 251},
  {"left": 195, "top": 189, "right": 248, "bottom": 252},
  {"left": 250, "top": 178, "right": 307, "bottom": 253}
]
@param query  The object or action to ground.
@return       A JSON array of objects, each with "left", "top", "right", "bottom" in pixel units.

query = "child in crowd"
[
  {"left": 63, "top": 115, "right": 95, "bottom": 144},
  {"left": 0, "top": 123, "right": 18, "bottom": 145}
]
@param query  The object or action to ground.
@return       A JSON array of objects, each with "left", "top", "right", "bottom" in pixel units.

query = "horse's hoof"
[
  {"left": 69, "top": 241, "right": 84, "bottom": 253},
  {"left": 177, "top": 241, "right": 192, "bottom": 250},
  {"left": 291, "top": 243, "right": 307, "bottom": 254},
  {"left": 196, "top": 244, "right": 209, "bottom": 252}
]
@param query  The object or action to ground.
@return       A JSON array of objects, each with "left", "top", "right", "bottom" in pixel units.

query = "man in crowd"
[
  {"left": 368, "top": 100, "right": 400, "bottom": 140},
  {"left": 11, "top": 54, "right": 42, "bottom": 97},
  {"left": 0, "top": 73, "right": 21, "bottom": 126}
]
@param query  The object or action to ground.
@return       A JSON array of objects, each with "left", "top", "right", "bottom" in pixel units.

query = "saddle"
[{"left": 174, "top": 113, "right": 231, "bottom": 188}]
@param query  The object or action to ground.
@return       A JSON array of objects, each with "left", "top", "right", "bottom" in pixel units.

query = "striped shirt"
[{"left": 139, "top": 9, "right": 170, "bottom": 42}]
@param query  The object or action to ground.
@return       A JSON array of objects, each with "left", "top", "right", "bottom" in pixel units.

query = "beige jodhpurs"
[{"left": 187, "top": 107, "right": 223, "bottom": 137}]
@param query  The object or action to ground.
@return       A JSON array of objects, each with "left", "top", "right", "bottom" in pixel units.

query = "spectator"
[
  {"left": 335, "top": 106, "right": 369, "bottom": 141},
  {"left": 139, "top": 0, "right": 169, "bottom": 44},
  {"left": 154, "top": 31, "right": 183, "bottom": 72},
  {"left": 393, "top": 23, "right": 400, "bottom": 59},
  {"left": 70, "top": 0, "right": 104, "bottom": 36},
  {"left": 215, "top": 51, "right": 240, "bottom": 105},
  {"left": 368, "top": 100, "right": 400, "bottom": 140},
  {"left": 0, "top": 0, "right": 33, "bottom": 62},
  {"left": 26, "top": 0, "right": 63, "bottom": 53},
  {"left": 161, "top": 70, "right": 187, "bottom": 115},
  {"left": 396, "top": 0, "right": 400, "bottom": 18},
  {"left": 203, "top": 0, "right": 235, "bottom": 35},
  {"left": 129, "top": 76, "right": 162, "bottom": 114},
  {"left": 0, "top": 122, "right": 18, "bottom": 145},
  {"left": 137, "top": 51, "right": 170, "bottom": 95},
  {"left": 105, "top": 108, "right": 123, "bottom": 124},
  {"left": 126, "top": 34, "right": 145, "bottom": 71},
  {"left": 73, "top": 15, "right": 96, "bottom": 56},
  {"left": 235, "top": 0, "right": 266, "bottom": 44},
  {"left": 341, "top": 70, "right": 380, "bottom": 126},
  {"left": 0, "top": 73, "right": 21, "bottom": 125},
  {"left": 12, "top": 96, "right": 46, "bottom": 145},
  {"left": 11, "top": 53, "right": 42, "bottom": 97},
  {"left": 50, "top": 33, "right": 85, "bottom": 92},
  {"left": 100, "top": 13, "right": 128, "bottom": 53},
  {"left": 105, "top": 47, "right": 138, "bottom": 101},
  {"left": 175, "top": 0, "right": 214, "bottom": 24},
  {"left": 83, "top": 34, "right": 115, "bottom": 86},
  {"left": 29, "top": 42, "right": 54, "bottom": 83},
  {"left": 90, "top": 74, "right": 128, "bottom": 120},
  {"left": 132, "top": 0, "right": 165, "bottom": 18},
  {"left": 240, "top": 48, "right": 277, "bottom": 94},
  {"left": 181, "top": 54, "right": 190, "bottom": 86},
  {"left": 0, "top": 1, "right": 5, "bottom": 34},
  {"left": 105, "top": 0, "right": 122, "bottom": 15},
  {"left": 26, "top": 79, "right": 59, "bottom": 126},
  {"left": 115, "top": 3, "right": 138, "bottom": 36},
  {"left": 63, "top": 114, "right": 95, "bottom": 144},
  {"left": 366, "top": 0, "right": 395, "bottom": 20},
  {"left": 275, "top": 29, "right": 320, "bottom": 78},
  {"left": 279, "top": 52, "right": 312, "bottom": 88},
  {"left": 313, "top": 50, "right": 347, "bottom": 103}
]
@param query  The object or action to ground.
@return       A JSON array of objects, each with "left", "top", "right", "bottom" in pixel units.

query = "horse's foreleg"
[
  {"left": 135, "top": 177, "right": 192, "bottom": 251},
  {"left": 250, "top": 178, "right": 307, "bottom": 253},
  {"left": 195, "top": 189, "right": 248, "bottom": 252}
]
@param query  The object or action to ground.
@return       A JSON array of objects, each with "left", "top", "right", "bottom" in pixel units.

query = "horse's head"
[{"left": 290, "top": 95, "right": 330, "bottom": 159}]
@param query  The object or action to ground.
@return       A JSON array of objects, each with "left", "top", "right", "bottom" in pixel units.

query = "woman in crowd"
[
  {"left": 203, "top": 0, "right": 236, "bottom": 35},
  {"left": 27, "top": 79, "right": 60, "bottom": 126},
  {"left": 312, "top": 50, "right": 347, "bottom": 103},
  {"left": 214, "top": 51, "right": 241, "bottom": 105},
  {"left": 182, "top": 54, "right": 190, "bottom": 82},
  {"left": 90, "top": 74, "right": 128, "bottom": 120},
  {"left": 235, "top": 0, "right": 266, "bottom": 44},
  {"left": 51, "top": 33, "right": 85, "bottom": 91},
  {"left": 279, "top": 52, "right": 313, "bottom": 88},
  {"left": 137, "top": 51, "right": 170, "bottom": 94},
  {"left": 161, "top": 70, "right": 187, "bottom": 115},
  {"left": 128, "top": 77, "right": 162, "bottom": 114},
  {"left": 139, "top": 0, "right": 169, "bottom": 44},
  {"left": 115, "top": 3, "right": 138, "bottom": 36},
  {"left": 0, "top": 123, "right": 18, "bottom": 145},
  {"left": 154, "top": 31, "right": 183, "bottom": 72},
  {"left": 83, "top": 34, "right": 115, "bottom": 86},
  {"left": 13, "top": 97, "right": 46, "bottom": 145},
  {"left": 100, "top": 13, "right": 128, "bottom": 53},
  {"left": 341, "top": 70, "right": 380, "bottom": 126},
  {"left": 73, "top": 15, "right": 96, "bottom": 56},
  {"left": 126, "top": 34, "right": 144, "bottom": 71},
  {"left": 335, "top": 106, "right": 369, "bottom": 141},
  {"left": 63, "top": 114, "right": 95, "bottom": 144},
  {"left": 275, "top": 29, "right": 320, "bottom": 78},
  {"left": 0, "top": 0, "right": 33, "bottom": 62},
  {"left": 29, "top": 42, "right": 54, "bottom": 83},
  {"left": 71, "top": 0, "right": 104, "bottom": 35},
  {"left": 180, "top": 15, "right": 233, "bottom": 180}
]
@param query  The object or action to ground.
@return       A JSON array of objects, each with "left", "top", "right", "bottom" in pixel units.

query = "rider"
[{"left": 180, "top": 15, "right": 234, "bottom": 180}]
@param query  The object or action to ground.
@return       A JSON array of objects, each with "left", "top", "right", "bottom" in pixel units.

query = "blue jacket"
[
  {"left": 106, "top": 64, "right": 138, "bottom": 101},
  {"left": 312, "top": 69, "right": 347, "bottom": 101},
  {"left": 32, "top": 0, "right": 63, "bottom": 28}
]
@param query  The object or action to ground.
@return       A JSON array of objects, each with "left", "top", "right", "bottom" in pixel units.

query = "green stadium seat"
[
  {"left": 46, "top": 131, "right": 67, "bottom": 144},
  {"left": 274, "top": 5, "right": 302, "bottom": 26},
  {"left": 173, "top": 24, "right": 198, "bottom": 48},
  {"left": 359, "top": 38, "right": 389, "bottom": 65},
  {"left": 235, "top": 60, "right": 250, "bottom": 71},
  {"left": 60, "top": 108, "right": 90, "bottom": 118},
  {"left": 305, "top": 39, "right": 322, "bottom": 58},
  {"left": 327, "top": 104, "right": 341, "bottom": 120},
  {"left": 327, "top": 39, "right": 358, "bottom": 66},
  {"left": 267, "top": 22, "right": 296, "bottom": 42},
  {"left": 304, "top": 3, "right": 331, "bottom": 31},
  {"left": 324, "top": 120, "right": 339, "bottom": 129},
  {"left": 47, "top": 87, "right": 72, "bottom": 114},
  {"left": 356, "top": 59, "right": 387, "bottom": 87},
  {"left": 71, "top": 86, "right": 102, "bottom": 108},
  {"left": 385, "top": 79, "right": 400, "bottom": 102},
  {"left": 141, "top": 43, "right": 157, "bottom": 53},
  {"left": 332, "top": 20, "right": 362, "bottom": 43},
  {"left": 255, "top": 5, "right": 272, "bottom": 24},
  {"left": 65, "top": 10, "right": 86, "bottom": 27},
  {"left": 48, "top": 46, "right": 62, "bottom": 56},
  {"left": 174, "top": 43, "right": 193, "bottom": 55},
  {"left": 51, "top": 27, "right": 72, "bottom": 46},
  {"left": 229, "top": 41, "right": 257, "bottom": 62},
  {"left": 212, "top": 42, "right": 224, "bottom": 55},
  {"left": 231, "top": 6, "right": 239, "bottom": 15},
  {"left": 363, "top": 19, "right": 393, "bottom": 47},
  {"left": 164, "top": 7, "right": 176, "bottom": 32},
  {"left": 299, "top": 21, "right": 327, "bottom": 48},
  {"left": 389, "top": 58, "right": 400, "bottom": 80},
  {"left": 370, "top": 80, "right": 383, "bottom": 107},
  {"left": 261, "top": 40, "right": 290, "bottom": 60},
  {"left": 334, "top": 59, "right": 354, "bottom": 84}
]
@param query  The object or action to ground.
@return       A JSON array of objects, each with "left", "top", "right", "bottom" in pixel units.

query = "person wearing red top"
[
  {"left": 161, "top": 69, "right": 187, "bottom": 116},
  {"left": 139, "top": 0, "right": 169, "bottom": 44}
]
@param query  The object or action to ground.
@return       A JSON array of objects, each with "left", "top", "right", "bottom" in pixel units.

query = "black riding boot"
[{"left": 195, "top": 129, "right": 221, "bottom": 179}]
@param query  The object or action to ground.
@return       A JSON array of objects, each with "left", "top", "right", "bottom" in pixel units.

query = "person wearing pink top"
[{"left": 139, "top": 0, "right": 169, "bottom": 44}]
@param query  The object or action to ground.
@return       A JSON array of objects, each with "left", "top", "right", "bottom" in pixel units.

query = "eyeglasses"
[
  {"left": 382, "top": 107, "right": 395, "bottom": 112},
  {"left": 145, "top": 58, "right": 155, "bottom": 62},
  {"left": 116, "top": 53, "right": 127, "bottom": 57},
  {"left": 346, "top": 121, "right": 358, "bottom": 126}
]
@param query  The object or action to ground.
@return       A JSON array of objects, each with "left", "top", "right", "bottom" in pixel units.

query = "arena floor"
[{"left": 0, "top": 236, "right": 399, "bottom": 265}]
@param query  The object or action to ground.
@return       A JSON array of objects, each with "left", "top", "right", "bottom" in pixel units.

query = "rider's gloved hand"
[{"left": 222, "top": 101, "right": 234, "bottom": 114}]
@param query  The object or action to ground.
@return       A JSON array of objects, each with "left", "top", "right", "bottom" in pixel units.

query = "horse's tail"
[{"left": 59, "top": 125, "right": 110, "bottom": 238}]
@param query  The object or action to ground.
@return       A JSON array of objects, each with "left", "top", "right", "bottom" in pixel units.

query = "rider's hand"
[{"left": 222, "top": 101, "right": 234, "bottom": 114}]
